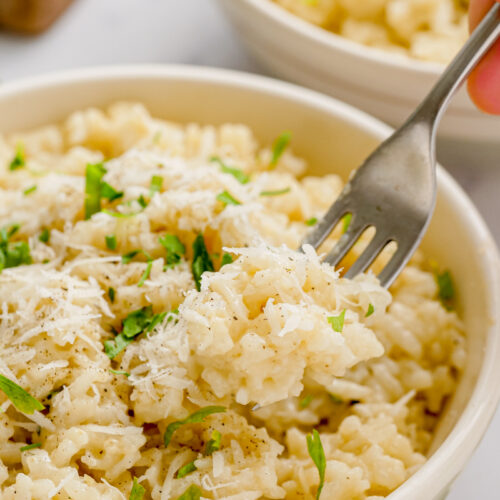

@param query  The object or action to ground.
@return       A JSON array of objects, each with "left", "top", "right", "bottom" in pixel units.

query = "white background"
[{"left": 0, "top": 1, "right": 499, "bottom": 498}]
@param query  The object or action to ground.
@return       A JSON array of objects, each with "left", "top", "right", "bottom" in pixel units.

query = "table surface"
[{"left": 0, "top": 1, "right": 499, "bottom": 498}]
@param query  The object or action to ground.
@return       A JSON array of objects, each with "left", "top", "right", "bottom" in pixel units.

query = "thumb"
[{"left": 467, "top": 0, "right": 500, "bottom": 114}]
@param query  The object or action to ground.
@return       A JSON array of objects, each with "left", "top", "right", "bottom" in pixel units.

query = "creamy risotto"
[
  {"left": 0, "top": 103, "right": 465, "bottom": 499},
  {"left": 272, "top": 0, "right": 469, "bottom": 63}
]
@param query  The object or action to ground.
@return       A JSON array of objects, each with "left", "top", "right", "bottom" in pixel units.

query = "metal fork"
[{"left": 302, "top": 3, "right": 500, "bottom": 288}]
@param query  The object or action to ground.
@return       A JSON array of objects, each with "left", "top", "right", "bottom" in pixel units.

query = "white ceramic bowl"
[
  {"left": 0, "top": 65, "right": 498, "bottom": 499},
  {"left": 216, "top": 0, "right": 500, "bottom": 145}
]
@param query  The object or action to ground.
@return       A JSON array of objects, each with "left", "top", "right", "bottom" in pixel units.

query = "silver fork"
[{"left": 302, "top": 3, "right": 500, "bottom": 288}]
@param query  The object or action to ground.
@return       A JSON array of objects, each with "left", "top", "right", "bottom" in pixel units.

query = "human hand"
[{"left": 468, "top": 0, "right": 500, "bottom": 114}]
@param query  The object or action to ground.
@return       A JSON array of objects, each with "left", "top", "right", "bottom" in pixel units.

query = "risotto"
[
  {"left": 271, "top": 0, "right": 469, "bottom": 63},
  {"left": 0, "top": 103, "right": 465, "bottom": 500}
]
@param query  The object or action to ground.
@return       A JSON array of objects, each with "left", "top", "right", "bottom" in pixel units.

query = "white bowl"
[
  {"left": 0, "top": 65, "right": 498, "bottom": 499},
  {"left": 216, "top": 0, "right": 500, "bottom": 145}
]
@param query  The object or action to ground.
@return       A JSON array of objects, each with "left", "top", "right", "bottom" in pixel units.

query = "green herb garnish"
[
  {"left": 137, "top": 194, "right": 148, "bottom": 208},
  {"left": 299, "top": 395, "right": 313, "bottom": 409},
  {"left": 270, "top": 131, "right": 291, "bottom": 168},
  {"left": 109, "top": 368, "right": 130, "bottom": 377},
  {"left": 216, "top": 191, "right": 241, "bottom": 206},
  {"left": 38, "top": 228, "right": 50, "bottom": 243},
  {"left": 210, "top": 156, "right": 249, "bottom": 184},
  {"left": 205, "top": 429, "right": 222, "bottom": 455},
  {"left": 176, "top": 461, "right": 197, "bottom": 479},
  {"left": 105, "top": 235, "right": 117, "bottom": 251},
  {"left": 164, "top": 406, "right": 226, "bottom": 447},
  {"left": 20, "top": 443, "right": 41, "bottom": 452},
  {"left": 365, "top": 303, "right": 375, "bottom": 317},
  {"left": 260, "top": 187, "right": 291, "bottom": 197},
  {"left": 84, "top": 163, "right": 107, "bottom": 220},
  {"left": 108, "top": 287, "right": 115, "bottom": 303},
  {"left": 0, "top": 224, "right": 32, "bottom": 272},
  {"left": 306, "top": 429, "right": 326, "bottom": 500},
  {"left": 159, "top": 234, "right": 185, "bottom": 268},
  {"left": 191, "top": 234, "right": 214, "bottom": 291},
  {"left": 327, "top": 310, "right": 345, "bottom": 333},
  {"left": 150, "top": 175, "right": 163, "bottom": 196},
  {"left": 0, "top": 374, "right": 44, "bottom": 414},
  {"left": 137, "top": 260, "right": 152, "bottom": 287},
  {"left": 306, "top": 217, "right": 318, "bottom": 226},
  {"left": 9, "top": 143, "right": 25, "bottom": 171},
  {"left": 221, "top": 253, "right": 233, "bottom": 267},
  {"left": 104, "top": 306, "right": 166, "bottom": 359},
  {"left": 176, "top": 485, "right": 201, "bottom": 500},
  {"left": 100, "top": 182, "right": 123, "bottom": 202},
  {"left": 342, "top": 213, "right": 352, "bottom": 233},
  {"left": 122, "top": 250, "right": 141, "bottom": 264},
  {"left": 129, "top": 477, "right": 145, "bottom": 500},
  {"left": 329, "top": 393, "right": 344, "bottom": 404},
  {"left": 23, "top": 185, "right": 37, "bottom": 196},
  {"left": 435, "top": 270, "right": 455, "bottom": 310},
  {"left": 102, "top": 209, "right": 138, "bottom": 218}
]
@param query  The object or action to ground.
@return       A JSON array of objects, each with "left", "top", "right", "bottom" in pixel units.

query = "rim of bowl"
[
  {"left": 238, "top": 0, "right": 449, "bottom": 76},
  {"left": 0, "top": 64, "right": 498, "bottom": 498}
]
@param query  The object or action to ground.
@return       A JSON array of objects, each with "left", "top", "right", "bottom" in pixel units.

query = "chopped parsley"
[
  {"left": 307, "top": 429, "right": 326, "bottom": 500},
  {"left": 105, "top": 234, "right": 117, "bottom": 251},
  {"left": 20, "top": 442, "right": 41, "bottom": 452},
  {"left": 306, "top": 217, "right": 318, "bottom": 226},
  {"left": 159, "top": 234, "right": 185, "bottom": 268},
  {"left": 435, "top": 269, "right": 455, "bottom": 310},
  {"left": 163, "top": 406, "right": 226, "bottom": 447},
  {"left": 210, "top": 156, "right": 250, "bottom": 184},
  {"left": 0, "top": 224, "right": 32, "bottom": 272},
  {"left": 122, "top": 250, "right": 142, "bottom": 264},
  {"left": 329, "top": 393, "right": 344, "bottom": 405},
  {"left": 84, "top": 163, "right": 123, "bottom": 219},
  {"left": 365, "top": 303, "right": 375, "bottom": 317},
  {"left": 104, "top": 306, "right": 167, "bottom": 359},
  {"left": 221, "top": 253, "right": 233, "bottom": 267},
  {"left": 216, "top": 191, "right": 241, "bottom": 206},
  {"left": 38, "top": 228, "right": 50, "bottom": 243},
  {"left": 121, "top": 248, "right": 154, "bottom": 284},
  {"left": 260, "top": 187, "right": 291, "bottom": 197},
  {"left": 177, "top": 485, "right": 201, "bottom": 500},
  {"left": 9, "top": 143, "right": 25, "bottom": 171},
  {"left": 84, "top": 163, "right": 107, "bottom": 219},
  {"left": 100, "top": 182, "right": 123, "bottom": 202},
  {"left": 137, "top": 194, "right": 148, "bottom": 208},
  {"left": 129, "top": 477, "right": 145, "bottom": 500},
  {"left": 108, "top": 287, "right": 116, "bottom": 303},
  {"left": 109, "top": 368, "right": 130, "bottom": 377},
  {"left": 270, "top": 131, "right": 291, "bottom": 168},
  {"left": 342, "top": 213, "right": 352, "bottom": 233},
  {"left": 205, "top": 429, "right": 222, "bottom": 455},
  {"left": 0, "top": 374, "right": 44, "bottom": 414},
  {"left": 102, "top": 209, "right": 138, "bottom": 218},
  {"left": 327, "top": 310, "right": 345, "bottom": 333},
  {"left": 299, "top": 394, "right": 313, "bottom": 409},
  {"left": 191, "top": 234, "right": 214, "bottom": 291},
  {"left": 150, "top": 175, "right": 163, "bottom": 196},
  {"left": 176, "top": 461, "right": 197, "bottom": 479},
  {"left": 23, "top": 185, "right": 37, "bottom": 196},
  {"left": 137, "top": 260, "right": 153, "bottom": 287}
]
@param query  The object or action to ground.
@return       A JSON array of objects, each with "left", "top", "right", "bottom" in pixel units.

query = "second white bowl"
[{"left": 217, "top": 0, "right": 500, "bottom": 144}]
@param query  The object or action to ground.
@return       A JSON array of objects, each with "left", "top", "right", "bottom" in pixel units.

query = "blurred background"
[{"left": 0, "top": 0, "right": 498, "bottom": 498}]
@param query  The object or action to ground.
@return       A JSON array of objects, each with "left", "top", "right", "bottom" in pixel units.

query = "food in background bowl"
[
  {"left": 0, "top": 102, "right": 465, "bottom": 499},
  {"left": 272, "top": 0, "right": 469, "bottom": 63}
]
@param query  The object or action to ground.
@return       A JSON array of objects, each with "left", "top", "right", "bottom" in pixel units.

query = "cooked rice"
[
  {"left": 0, "top": 103, "right": 465, "bottom": 499},
  {"left": 272, "top": 0, "right": 469, "bottom": 63}
]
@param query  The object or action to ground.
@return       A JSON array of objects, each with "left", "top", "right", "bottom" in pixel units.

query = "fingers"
[{"left": 467, "top": 0, "right": 500, "bottom": 114}]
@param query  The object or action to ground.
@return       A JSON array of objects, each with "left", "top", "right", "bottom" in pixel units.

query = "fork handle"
[{"left": 411, "top": 3, "right": 500, "bottom": 128}]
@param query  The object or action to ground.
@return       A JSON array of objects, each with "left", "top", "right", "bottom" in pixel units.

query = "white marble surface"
[{"left": 0, "top": 0, "right": 499, "bottom": 498}]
